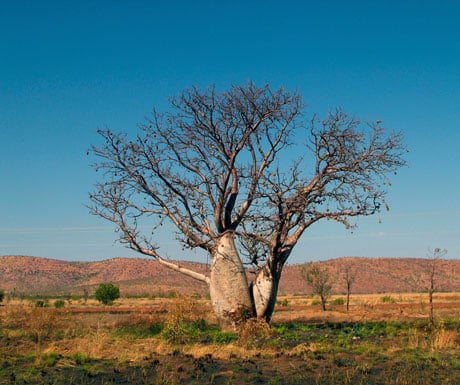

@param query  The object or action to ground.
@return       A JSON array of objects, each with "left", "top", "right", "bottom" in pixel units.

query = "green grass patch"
[
  {"left": 381, "top": 295, "right": 397, "bottom": 303},
  {"left": 39, "top": 352, "right": 61, "bottom": 367},
  {"left": 330, "top": 297, "right": 345, "bottom": 305},
  {"left": 71, "top": 352, "right": 91, "bottom": 365},
  {"left": 159, "top": 318, "right": 237, "bottom": 344},
  {"left": 113, "top": 322, "right": 165, "bottom": 339},
  {"left": 54, "top": 300, "right": 65, "bottom": 308}
]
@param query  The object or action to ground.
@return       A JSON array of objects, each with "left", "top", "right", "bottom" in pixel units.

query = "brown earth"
[{"left": 0, "top": 255, "right": 459, "bottom": 296}]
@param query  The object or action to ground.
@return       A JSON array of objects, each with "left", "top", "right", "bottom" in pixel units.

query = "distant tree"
[
  {"left": 301, "top": 262, "right": 333, "bottom": 311},
  {"left": 341, "top": 261, "right": 357, "bottom": 311},
  {"left": 83, "top": 288, "right": 89, "bottom": 304},
  {"left": 95, "top": 283, "right": 120, "bottom": 305},
  {"left": 426, "top": 247, "right": 447, "bottom": 324}
]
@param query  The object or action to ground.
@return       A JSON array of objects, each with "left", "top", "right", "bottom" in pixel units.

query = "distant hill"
[{"left": 0, "top": 256, "right": 459, "bottom": 297}]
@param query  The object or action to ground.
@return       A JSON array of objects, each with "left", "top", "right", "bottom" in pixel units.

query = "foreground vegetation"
[{"left": 0, "top": 294, "right": 459, "bottom": 384}]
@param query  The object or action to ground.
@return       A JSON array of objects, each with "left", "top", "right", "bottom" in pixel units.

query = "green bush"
[
  {"left": 381, "top": 295, "right": 397, "bottom": 304},
  {"left": 54, "top": 300, "right": 65, "bottom": 308},
  {"left": 95, "top": 283, "right": 120, "bottom": 305},
  {"left": 330, "top": 297, "right": 345, "bottom": 305},
  {"left": 35, "top": 300, "right": 49, "bottom": 307}
]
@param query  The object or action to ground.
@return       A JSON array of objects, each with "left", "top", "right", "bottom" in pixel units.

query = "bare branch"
[
  {"left": 89, "top": 81, "right": 302, "bottom": 265},
  {"left": 237, "top": 109, "right": 407, "bottom": 268}
]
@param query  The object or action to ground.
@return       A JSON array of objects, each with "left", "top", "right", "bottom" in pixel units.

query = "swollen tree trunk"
[
  {"left": 251, "top": 264, "right": 281, "bottom": 322},
  {"left": 209, "top": 231, "right": 254, "bottom": 330}
]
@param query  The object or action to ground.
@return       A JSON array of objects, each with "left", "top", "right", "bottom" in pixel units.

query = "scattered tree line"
[
  {"left": 301, "top": 249, "right": 447, "bottom": 320},
  {"left": 301, "top": 260, "right": 356, "bottom": 311}
]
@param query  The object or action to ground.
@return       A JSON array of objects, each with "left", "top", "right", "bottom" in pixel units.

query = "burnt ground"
[{"left": 2, "top": 348, "right": 459, "bottom": 385}]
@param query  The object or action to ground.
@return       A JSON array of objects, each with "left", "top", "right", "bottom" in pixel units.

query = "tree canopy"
[{"left": 95, "top": 283, "right": 120, "bottom": 305}]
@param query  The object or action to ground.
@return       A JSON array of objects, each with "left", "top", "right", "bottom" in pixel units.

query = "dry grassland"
[{"left": 0, "top": 293, "right": 459, "bottom": 384}]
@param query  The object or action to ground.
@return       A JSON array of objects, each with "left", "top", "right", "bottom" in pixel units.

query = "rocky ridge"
[{"left": 0, "top": 255, "right": 458, "bottom": 296}]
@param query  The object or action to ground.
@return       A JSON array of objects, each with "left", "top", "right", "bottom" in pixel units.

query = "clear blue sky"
[{"left": 1, "top": 0, "right": 459, "bottom": 262}]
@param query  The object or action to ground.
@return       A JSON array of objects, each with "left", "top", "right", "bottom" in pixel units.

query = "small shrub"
[
  {"left": 35, "top": 300, "right": 49, "bottom": 308},
  {"left": 311, "top": 299, "right": 322, "bottom": 306},
  {"left": 0, "top": 290, "right": 4, "bottom": 303},
  {"left": 113, "top": 321, "right": 165, "bottom": 339},
  {"left": 381, "top": 295, "right": 397, "bottom": 304},
  {"left": 277, "top": 298, "right": 289, "bottom": 306},
  {"left": 95, "top": 283, "right": 120, "bottom": 305},
  {"left": 160, "top": 294, "right": 208, "bottom": 343},
  {"left": 161, "top": 318, "right": 210, "bottom": 344},
  {"left": 148, "top": 323, "right": 164, "bottom": 336},
  {"left": 330, "top": 297, "right": 345, "bottom": 306},
  {"left": 54, "top": 300, "right": 65, "bottom": 309},
  {"left": 71, "top": 352, "right": 91, "bottom": 365}
]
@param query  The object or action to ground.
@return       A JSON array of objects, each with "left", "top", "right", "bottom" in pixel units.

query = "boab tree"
[{"left": 89, "top": 82, "right": 406, "bottom": 329}]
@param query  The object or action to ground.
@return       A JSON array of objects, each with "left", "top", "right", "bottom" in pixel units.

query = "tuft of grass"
[
  {"left": 432, "top": 328, "right": 459, "bottom": 349},
  {"left": 54, "top": 299, "right": 65, "bottom": 308},
  {"left": 39, "top": 352, "right": 61, "bottom": 367},
  {"left": 71, "top": 352, "right": 91, "bottom": 365},
  {"left": 381, "top": 295, "right": 397, "bottom": 304},
  {"left": 330, "top": 297, "right": 345, "bottom": 306},
  {"left": 161, "top": 318, "right": 207, "bottom": 343},
  {"left": 113, "top": 322, "right": 165, "bottom": 339},
  {"left": 34, "top": 299, "right": 49, "bottom": 308},
  {"left": 277, "top": 298, "right": 289, "bottom": 306},
  {"left": 238, "top": 318, "right": 273, "bottom": 348}
]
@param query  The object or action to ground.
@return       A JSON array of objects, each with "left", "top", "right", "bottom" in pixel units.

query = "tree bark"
[
  {"left": 209, "top": 231, "right": 254, "bottom": 330},
  {"left": 346, "top": 288, "right": 350, "bottom": 311},
  {"left": 251, "top": 264, "right": 281, "bottom": 322},
  {"left": 321, "top": 295, "right": 327, "bottom": 311}
]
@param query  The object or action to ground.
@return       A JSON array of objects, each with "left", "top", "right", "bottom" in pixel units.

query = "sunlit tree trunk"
[
  {"left": 251, "top": 264, "right": 281, "bottom": 322},
  {"left": 209, "top": 231, "right": 254, "bottom": 330}
]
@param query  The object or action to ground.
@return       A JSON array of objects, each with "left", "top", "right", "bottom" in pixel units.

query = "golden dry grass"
[
  {"left": 432, "top": 329, "right": 460, "bottom": 349},
  {"left": 272, "top": 292, "right": 460, "bottom": 324},
  {"left": 1, "top": 292, "right": 459, "bottom": 385},
  {"left": 1, "top": 292, "right": 459, "bottom": 361}
]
